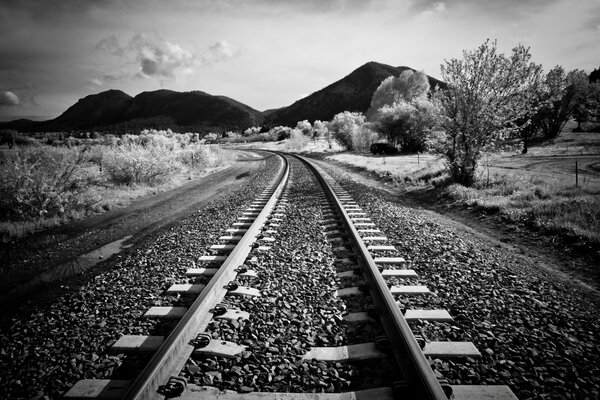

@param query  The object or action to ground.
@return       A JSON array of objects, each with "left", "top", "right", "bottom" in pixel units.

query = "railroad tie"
[{"left": 165, "top": 283, "right": 205, "bottom": 295}]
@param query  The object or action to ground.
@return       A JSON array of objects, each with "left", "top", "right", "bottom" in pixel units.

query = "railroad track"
[{"left": 65, "top": 153, "right": 517, "bottom": 400}]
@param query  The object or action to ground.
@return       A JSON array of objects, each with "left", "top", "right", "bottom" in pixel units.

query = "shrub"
[
  {"left": 286, "top": 129, "right": 310, "bottom": 151},
  {"left": 102, "top": 142, "right": 181, "bottom": 185},
  {"left": 329, "top": 111, "right": 369, "bottom": 151},
  {"left": 178, "top": 145, "right": 231, "bottom": 169},
  {"left": 0, "top": 147, "right": 98, "bottom": 221},
  {"left": 351, "top": 126, "right": 379, "bottom": 152}
]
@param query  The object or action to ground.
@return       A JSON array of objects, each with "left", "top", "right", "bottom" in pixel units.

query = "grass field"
[
  {"left": 0, "top": 138, "right": 233, "bottom": 241},
  {"left": 323, "top": 127, "right": 600, "bottom": 249}
]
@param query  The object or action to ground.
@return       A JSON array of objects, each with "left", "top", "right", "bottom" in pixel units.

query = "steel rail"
[
  {"left": 122, "top": 152, "right": 289, "bottom": 400},
  {"left": 295, "top": 155, "right": 448, "bottom": 400}
]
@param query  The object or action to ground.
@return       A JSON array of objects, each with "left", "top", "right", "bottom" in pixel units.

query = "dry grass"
[
  {"left": 231, "top": 137, "right": 344, "bottom": 154},
  {"left": 0, "top": 139, "right": 232, "bottom": 241},
  {"left": 324, "top": 128, "right": 600, "bottom": 248},
  {"left": 327, "top": 153, "right": 446, "bottom": 183},
  {"left": 446, "top": 175, "right": 600, "bottom": 246}
]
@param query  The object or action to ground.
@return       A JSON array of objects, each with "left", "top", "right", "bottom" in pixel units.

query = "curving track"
[{"left": 64, "top": 153, "right": 517, "bottom": 400}]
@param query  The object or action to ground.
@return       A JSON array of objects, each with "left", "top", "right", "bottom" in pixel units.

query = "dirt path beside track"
[{"left": 0, "top": 150, "right": 271, "bottom": 316}]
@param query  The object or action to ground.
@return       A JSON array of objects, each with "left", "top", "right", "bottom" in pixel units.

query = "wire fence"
[{"left": 484, "top": 163, "right": 600, "bottom": 193}]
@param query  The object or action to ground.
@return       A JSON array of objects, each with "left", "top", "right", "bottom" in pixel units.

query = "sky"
[{"left": 0, "top": 0, "right": 599, "bottom": 121}]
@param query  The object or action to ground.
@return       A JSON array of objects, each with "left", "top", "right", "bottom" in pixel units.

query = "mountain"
[
  {"left": 0, "top": 118, "right": 44, "bottom": 131},
  {"left": 44, "top": 89, "right": 133, "bottom": 131},
  {"left": 2, "top": 89, "right": 264, "bottom": 134},
  {"left": 115, "top": 90, "right": 263, "bottom": 132},
  {"left": 264, "top": 61, "right": 445, "bottom": 127}
]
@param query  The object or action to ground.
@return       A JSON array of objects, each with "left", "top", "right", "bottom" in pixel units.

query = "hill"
[
  {"left": 264, "top": 61, "right": 445, "bottom": 127},
  {"left": 1, "top": 89, "right": 264, "bottom": 134},
  {"left": 44, "top": 89, "right": 133, "bottom": 131}
]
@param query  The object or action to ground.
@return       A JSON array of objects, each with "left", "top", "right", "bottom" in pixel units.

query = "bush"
[
  {"left": 0, "top": 147, "right": 98, "bottom": 221},
  {"left": 177, "top": 145, "right": 230, "bottom": 169},
  {"left": 329, "top": 111, "right": 375, "bottom": 151},
  {"left": 351, "top": 126, "right": 379, "bottom": 152},
  {"left": 102, "top": 142, "right": 181, "bottom": 185},
  {"left": 286, "top": 129, "right": 310, "bottom": 151}
]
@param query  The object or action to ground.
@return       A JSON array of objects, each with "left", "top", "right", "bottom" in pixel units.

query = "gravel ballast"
[
  {"left": 183, "top": 156, "right": 400, "bottom": 393},
  {"left": 0, "top": 153, "right": 280, "bottom": 400},
  {"left": 3, "top": 151, "right": 598, "bottom": 400},
  {"left": 314, "top": 158, "right": 600, "bottom": 400}
]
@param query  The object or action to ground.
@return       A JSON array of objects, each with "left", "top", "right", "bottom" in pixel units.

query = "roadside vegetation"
[
  {"left": 0, "top": 130, "right": 232, "bottom": 240},
  {"left": 327, "top": 128, "right": 600, "bottom": 254},
  {"left": 282, "top": 39, "right": 599, "bottom": 256}
]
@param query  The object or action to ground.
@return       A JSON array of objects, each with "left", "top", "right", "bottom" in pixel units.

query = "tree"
[
  {"left": 328, "top": 111, "right": 374, "bottom": 151},
  {"left": 243, "top": 126, "right": 261, "bottom": 136},
  {"left": 367, "top": 70, "right": 437, "bottom": 152},
  {"left": 312, "top": 120, "right": 328, "bottom": 138},
  {"left": 0, "top": 129, "right": 18, "bottom": 149},
  {"left": 573, "top": 82, "right": 600, "bottom": 131},
  {"left": 367, "top": 70, "right": 430, "bottom": 118},
  {"left": 435, "top": 39, "right": 543, "bottom": 186},
  {"left": 375, "top": 97, "right": 440, "bottom": 153},
  {"left": 590, "top": 67, "right": 600, "bottom": 84},
  {"left": 537, "top": 67, "right": 589, "bottom": 139},
  {"left": 295, "top": 120, "right": 312, "bottom": 136},
  {"left": 269, "top": 126, "right": 292, "bottom": 141}
]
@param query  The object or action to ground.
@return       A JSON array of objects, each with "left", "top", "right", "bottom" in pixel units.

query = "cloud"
[
  {"left": 207, "top": 41, "right": 240, "bottom": 63},
  {"left": 95, "top": 34, "right": 125, "bottom": 57},
  {"left": 96, "top": 32, "right": 240, "bottom": 82},
  {"left": 407, "top": 0, "right": 558, "bottom": 17},
  {"left": 129, "top": 32, "right": 196, "bottom": 79},
  {"left": 85, "top": 78, "right": 103, "bottom": 86},
  {"left": 0, "top": 90, "right": 20, "bottom": 107}
]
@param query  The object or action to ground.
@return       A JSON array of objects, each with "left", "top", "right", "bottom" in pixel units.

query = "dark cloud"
[{"left": 0, "top": 90, "right": 20, "bottom": 107}]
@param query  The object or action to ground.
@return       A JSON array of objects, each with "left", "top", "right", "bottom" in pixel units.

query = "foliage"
[
  {"left": 446, "top": 175, "right": 600, "bottom": 248},
  {"left": 367, "top": 70, "right": 437, "bottom": 153},
  {"left": 312, "top": 120, "right": 328, "bottom": 138},
  {"left": 204, "top": 132, "right": 218, "bottom": 141},
  {"left": 287, "top": 129, "right": 310, "bottom": 151},
  {"left": 295, "top": 120, "right": 312, "bottom": 136},
  {"left": 573, "top": 81, "right": 600, "bottom": 131},
  {"left": 328, "top": 111, "right": 375, "bottom": 151},
  {"left": 269, "top": 126, "right": 292, "bottom": 141},
  {"left": 374, "top": 96, "right": 440, "bottom": 153},
  {"left": 433, "top": 39, "right": 543, "bottom": 186},
  {"left": 537, "top": 67, "right": 590, "bottom": 139},
  {"left": 351, "top": 125, "right": 379, "bottom": 152},
  {"left": 590, "top": 66, "right": 600, "bottom": 84},
  {"left": 101, "top": 142, "right": 181, "bottom": 185},
  {"left": 367, "top": 70, "right": 430, "bottom": 119},
  {"left": 0, "top": 147, "right": 98, "bottom": 221},
  {"left": 243, "top": 126, "right": 262, "bottom": 136}
]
